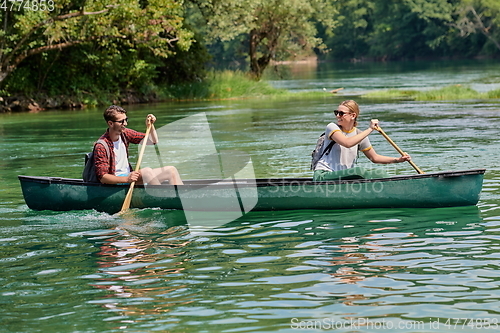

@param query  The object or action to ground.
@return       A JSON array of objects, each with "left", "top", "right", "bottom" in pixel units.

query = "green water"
[{"left": 2, "top": 60, "right": 500, "bottom": 332}]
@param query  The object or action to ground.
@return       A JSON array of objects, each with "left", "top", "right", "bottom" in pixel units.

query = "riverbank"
[
  {"left": 0, "top": 71, "right": 287, "bottom": 113},
  {"left": 3, "top": 71, "right": 500, "bottom": 113},
  {"left": 0, "top": 91, "right": 164, "bottom": 113}
]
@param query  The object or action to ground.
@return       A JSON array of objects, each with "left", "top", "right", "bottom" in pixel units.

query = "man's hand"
[
  {"left": 146, "top": 114, "right": 156, "bottom": 126},
  {"left": 127, "top": 171, "right": 141, "bottom": 183}
]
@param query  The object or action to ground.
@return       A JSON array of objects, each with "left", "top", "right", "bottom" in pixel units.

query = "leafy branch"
[{"left": 451, "top": 5, "right": 500, "bottom": 51}]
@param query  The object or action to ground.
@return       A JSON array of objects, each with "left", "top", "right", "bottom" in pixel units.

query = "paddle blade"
[{"left": 119, "top": 182, "right": 135, "bottom": 213}]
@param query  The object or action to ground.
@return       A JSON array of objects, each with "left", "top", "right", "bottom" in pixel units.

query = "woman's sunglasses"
[{"left": 334, "top": 110, "right": 351, "bottom": 117}]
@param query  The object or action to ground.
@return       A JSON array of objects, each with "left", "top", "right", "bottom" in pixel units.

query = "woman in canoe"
[
  {"left": 313, "top": 100, "right": 411, "bottom": 181},
  {"left": 93, "top": 105, "right": 183, "bottom": 185}
]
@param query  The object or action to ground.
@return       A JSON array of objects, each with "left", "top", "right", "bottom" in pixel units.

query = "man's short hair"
[{"left": 104, "top": 105, "right": 127, "bottom": 122}]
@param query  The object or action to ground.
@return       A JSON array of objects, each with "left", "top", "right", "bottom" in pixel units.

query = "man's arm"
[
  {"left": 145, "top": 114, "right": 158, "bottom": 145},
  {"left": 100, "top": 172, "right": 140, "bottom": 184}
]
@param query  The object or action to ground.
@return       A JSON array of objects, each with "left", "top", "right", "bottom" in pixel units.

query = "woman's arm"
[
  {"left": 363, "top": 147, "right": 412, "bottom": 164},
  {"left": 329, "top": 119, "right": 379, "bottom": 148}
]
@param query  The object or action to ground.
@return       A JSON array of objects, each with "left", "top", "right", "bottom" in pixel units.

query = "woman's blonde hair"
[{"left": 339, "top": 100, "right": 359, "bottom": 127}]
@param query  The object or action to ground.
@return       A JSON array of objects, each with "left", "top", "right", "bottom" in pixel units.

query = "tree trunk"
[
  {"left": 249, "top": 29, "right": 262, "bottom": 80},
  {"left": 0, "top": 63, "right": 15, "bottom": 85},
  {"left": 249, "top": 28, "right": 276, "bottom": 80}
]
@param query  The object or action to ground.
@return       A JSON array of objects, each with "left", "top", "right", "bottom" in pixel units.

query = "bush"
[
  {"left": 415, "top": 85, "right": 479, "bottom": 101},
  {"left": 164, "top": 70, "right": 286, "bottom": 100},
  {"left": 361, "top": 85, "right": 495, "bottom": 101}
]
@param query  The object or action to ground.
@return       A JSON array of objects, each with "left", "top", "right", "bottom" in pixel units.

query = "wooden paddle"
[
  {"left": 119, "top": 119, "right": 153, "bottom": 213},
  {"left": 376, "top": 126, "right": 425, "bottom": 174},
  {"left": 151, "top": 123, "right": 164, "bottom": 168}
]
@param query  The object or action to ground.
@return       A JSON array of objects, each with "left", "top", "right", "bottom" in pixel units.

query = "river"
[{"left": 1, "top": 59, "right": 500, "bottom": 332}]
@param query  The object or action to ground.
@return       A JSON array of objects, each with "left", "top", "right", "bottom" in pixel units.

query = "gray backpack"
[
  {"left": 310, "top": 132, "right": 335, "bottom": 170},
  {"left": 82, "top": 140, "right": 110, "bottom": 183},
  {"left": 310, "top": 128, "right": 361, "bottom": 170}
]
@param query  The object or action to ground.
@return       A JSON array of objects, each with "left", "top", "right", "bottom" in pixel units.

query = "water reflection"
[
  {"left": 78, "top": 205, "right": 500, "bottom": 331},
  {"left": 86, "top": 211, "right": 192, "bottom": 326},
  {"left": 3, "top": 59, "right": 500, "bottom": 332}
]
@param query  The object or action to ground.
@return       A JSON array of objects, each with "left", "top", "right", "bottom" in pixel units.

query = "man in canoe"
[
  {"left": 313, "top": 100, "right": 411, "bottom": 181},
  {"left": 94, "top": 105, "right": 183, "bottom": 185}
]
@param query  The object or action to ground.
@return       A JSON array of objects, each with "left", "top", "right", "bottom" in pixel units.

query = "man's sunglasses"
[
  {"left": 334, "top": 110, "right": 351, "bottom": 117},
  {"left": 112, "top": 117, "right": 128, "bottom": 124}
]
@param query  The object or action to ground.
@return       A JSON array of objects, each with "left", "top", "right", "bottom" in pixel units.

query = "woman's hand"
[
  {"left": 370, "top": 119, "right": 379, "bottom": 130},
  {"left": 394, "top": 153, "right": 412, "bottom": 163}
]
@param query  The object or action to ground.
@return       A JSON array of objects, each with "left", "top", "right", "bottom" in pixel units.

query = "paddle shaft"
[
  {"left": 377, "top": 126, "right": 425, "bottom": 174},
  {"left": 120, "top": 120, "right": 153, "bottom": 213},
  {"left": 151, "top": 124, "right": 164, "bottom": 168}
]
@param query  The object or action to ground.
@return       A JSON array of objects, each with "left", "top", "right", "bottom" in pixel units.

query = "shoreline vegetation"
[
  {"left": 2, "top": 71, "right": 500, "bottom": 113},
  {"left": 0, "top": 71, "right": 287, "bottom": 113},
  {"left": 360, "top": 84, "right": 500, "bottom": 100}
]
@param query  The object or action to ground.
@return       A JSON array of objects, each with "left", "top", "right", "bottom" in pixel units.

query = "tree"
[
  {"left": 190, "top": 0, "right": 337, "bottom": 79},
  {"left": 322, "top": 0, "right": 462, "bottom": 61},
  {"left": 452, "top": 0, "right": 500, "bottom": 52},
  {"left": 366, "top": 0, "right": 454, "bottom": 60},
  {"left": 321, "top": 0, "right": 375, "bottom": 60},
  {"left": 0, "top": 0, "right": 194, "bottom": 86}
]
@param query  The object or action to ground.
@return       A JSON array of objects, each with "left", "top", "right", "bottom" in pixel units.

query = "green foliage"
[
  {"left": 321, "top": 0, "right": 374, "bottom": 59},
  {"left": 452, "top": 0, "right": 500, "bottom": 54},
  {"left": 190, "top": 0, "right": 337, "bottom": 79},
  {"left": 206, "top": 71, "right": 286, "bottom": 98},
  {"left": 2, "top": 0, "right": 500, "bottom": 106},
  {"left": 164, "top": 70, "right": 286, "bottom": 100},
  {"left": 319, "top": 0, "right": 500, "bottom": 61},
  {"left": 0, "top": 0, "right": 195, "bottom": 85},
  {"left": 155, "top": 31, "right": 211, "bottom": 85},
  {"left": 325, "top": 0, "right": 456, "bottom": 60},
  {"left": 360, "top": 89, "right": 419, "bottom": 100},
  {"left": 486, "top": 89, "right": 500, "bottom": 98},
  {"left": 361, "top": 84, "right": 499, "bottom": 101},
  {"left": 0, "top": 0, "right": 217, "bottom": 106},
  {"left": 415, "top": 84, "right": 479, "bottom": 100}
]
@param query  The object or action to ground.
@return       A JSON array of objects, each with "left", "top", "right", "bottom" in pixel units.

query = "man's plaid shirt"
[{"left": 93, "top": 128, "right": 145, "bottom": 181}]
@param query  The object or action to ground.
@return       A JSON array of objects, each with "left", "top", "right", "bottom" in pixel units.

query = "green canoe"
[{"left": 18, "top": 169, "right": 485, "bottom": 215}]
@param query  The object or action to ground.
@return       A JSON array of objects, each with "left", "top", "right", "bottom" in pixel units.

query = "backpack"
[
  {"left": 82, "top": 139, "right": 110, "bottom": 183},
  {"left": 310, "top": 132, "right": 335, "bottom": 170},
  {"left": 310, "top": 128, "right": 361, "bottom": 170}
]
